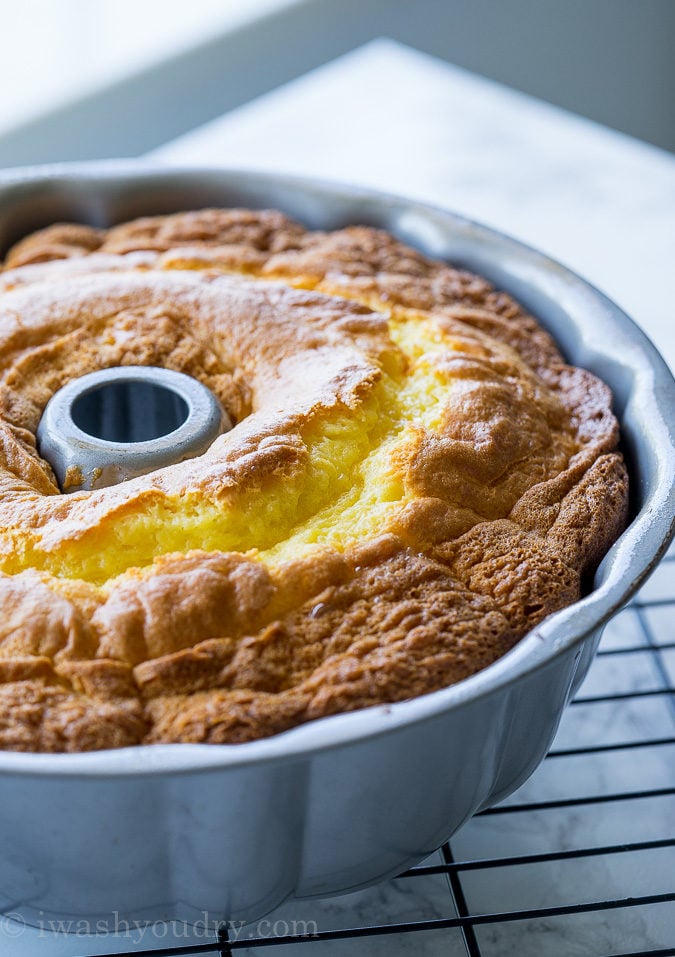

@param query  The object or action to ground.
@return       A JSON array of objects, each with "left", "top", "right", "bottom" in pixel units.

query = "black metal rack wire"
[{"left": 25, "top": 545, "right": 675, "bottom": 957}]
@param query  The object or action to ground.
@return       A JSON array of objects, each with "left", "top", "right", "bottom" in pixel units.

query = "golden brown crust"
[{"left": 0, "top": 209, "right": 629, "bottom": 751}]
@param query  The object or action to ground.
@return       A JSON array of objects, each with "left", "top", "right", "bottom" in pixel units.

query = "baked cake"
[{"left": 0, "top": 209, "right": 629, "bottom": 751}]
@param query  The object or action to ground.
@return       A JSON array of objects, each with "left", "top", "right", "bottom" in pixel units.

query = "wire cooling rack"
[{"left": 13, "top": 543, "right": 675, "bottom": 957}]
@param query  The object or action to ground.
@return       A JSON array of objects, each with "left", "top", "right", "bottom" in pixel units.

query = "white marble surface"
[
  {"left": 154, "top": 38, "right": 675, "bottom": 372},
  {"left": 4, "top": 38, "right": 674, "bottom": 957}
]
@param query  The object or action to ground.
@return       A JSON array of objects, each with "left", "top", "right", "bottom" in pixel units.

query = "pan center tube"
[{"left": 37, "top": 365, "right": 229, "bottom": 492}]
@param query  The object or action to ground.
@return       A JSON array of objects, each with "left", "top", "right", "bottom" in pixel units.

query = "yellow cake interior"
[{"left": 0, "top": 308, "right": 461, "bottom": 584}]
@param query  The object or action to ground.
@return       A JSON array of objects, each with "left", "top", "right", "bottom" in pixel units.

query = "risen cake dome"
[{"left": 0, "top": 209, "right": 628, "bottom": 751}]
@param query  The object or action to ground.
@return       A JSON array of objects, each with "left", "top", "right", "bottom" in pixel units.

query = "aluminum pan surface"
[{"left": 0, "top": 161, "right": 672, "bottom": 777}]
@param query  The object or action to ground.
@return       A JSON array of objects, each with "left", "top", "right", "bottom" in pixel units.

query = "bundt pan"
[{"left": 0, "top": 163, "right": 672, "bottom": 930}]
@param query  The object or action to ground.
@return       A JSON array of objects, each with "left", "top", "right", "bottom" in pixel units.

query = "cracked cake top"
[{"left": 0, "top": 209, "right": 628, "bottom": 751}]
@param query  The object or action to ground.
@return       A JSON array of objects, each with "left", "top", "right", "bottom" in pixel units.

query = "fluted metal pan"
[{"left": 0, "top": 163, "right": 672, "bottom": 929}]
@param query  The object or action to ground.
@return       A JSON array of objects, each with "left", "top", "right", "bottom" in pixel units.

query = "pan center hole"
[{"left": 71, "top": 379, "right": 189, "bottom": 444}]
